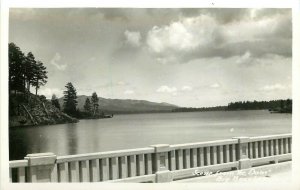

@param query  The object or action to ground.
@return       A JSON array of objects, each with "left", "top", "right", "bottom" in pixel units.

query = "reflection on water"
[{"left": 9, "top": 110, "right": 291, "bottom": 160}]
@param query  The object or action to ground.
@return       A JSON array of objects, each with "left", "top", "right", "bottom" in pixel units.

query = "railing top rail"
[
  {"left": 249, "top": 133, "right": 291, "bottom": 142},
  {"left": 56, "top": 147, "right": 155, "bottom": 163},
  {"left": 9, "top": 160, "right": 28, "bottom": 168},
  {"left": 170, "top": 139, "right": 238, "bottom": 149}
]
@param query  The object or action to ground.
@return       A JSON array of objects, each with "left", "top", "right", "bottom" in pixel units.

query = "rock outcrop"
[{"left": 9, "top": 93, "right": 78, "bottom": 127}]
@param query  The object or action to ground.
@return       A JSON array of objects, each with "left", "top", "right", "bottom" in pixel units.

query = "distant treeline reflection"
[{"left": 172, "top": 99, "right": 292, "bottom": 113}]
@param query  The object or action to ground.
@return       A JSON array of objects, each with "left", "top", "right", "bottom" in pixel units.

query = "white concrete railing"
[{"left": 9, "top": 133, "right": 292, "bottom": 183}]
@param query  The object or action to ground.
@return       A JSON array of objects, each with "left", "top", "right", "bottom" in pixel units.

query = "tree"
[
  {"left": 84, "top": 98, "right": 92, "bottom": 114},
  {"left": 9, "top": 43, "right": 25, "bottom": 94},
  {"left": 51, "top": 94, "right": 61, "bottom": 110},
  {"left": 32, "top": 61, "right": 48, "bottom": 95},
  {"left": 91, "top": 92, "right": 99, "bottom": 116},
  {"left": 63, "top": 82, "right": 77, "bottom": 116},
  {"left": 24, "top": 52, "right": 37, "bottom": 93}
]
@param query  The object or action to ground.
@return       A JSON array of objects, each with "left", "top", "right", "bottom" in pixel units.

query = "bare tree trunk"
[{"left": 21, "top": 104, "right": 37, "bottom": 125}]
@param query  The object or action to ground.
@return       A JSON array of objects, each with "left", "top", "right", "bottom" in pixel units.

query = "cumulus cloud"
[
  {"left": 262, "top": 84, "right": 286, "bottom": 91},
  {"left": 124, "top": 30, "right": 141, "bottom": 47},
  {"left": 181, "top": 86, "right": 193, "bottom": 91},
  {"left": 147, "top": 15, "right": 218, "bottom": 54},
  {"left": 50, "top": 53, "right": 67, "bottom": 71},
  {"left": 146, "top": 9, "right": 291, "bottom": 64},
  {"left": 156, "top": 85, "right": 177, "bottom": 95},
  {"left": 124, "top": 90, "right": 135, "bottom": 95},
  {"left": 210, "top": 83, "right": 220, "bottom": 88}
]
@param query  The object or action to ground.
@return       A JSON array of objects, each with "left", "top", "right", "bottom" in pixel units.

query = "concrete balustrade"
[{"left": 9, "top": 133, "right": 292, "bottom": 183}]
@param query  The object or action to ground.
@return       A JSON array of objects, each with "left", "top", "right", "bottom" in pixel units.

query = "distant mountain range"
[{"left": 58, "top": 95, "right": 178, "bottom": 114}]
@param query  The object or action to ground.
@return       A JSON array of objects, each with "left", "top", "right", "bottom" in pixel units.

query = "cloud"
[
  {"left": 156, "top": 85, "right": 177, "bottom": 95},
  {"left": 261, "top": 84, "right": 286, "bottom": 91},
  {"left": 181, "top": 86, "right": 193, "bottom": 91},
  {"left": 146, "top": 9, "right": 291, "bottom": 64},
  {"left": 50, "top": 53, "right": 67, "bottom": 71},
  {"left": 124, "top": 30, "right": 141, "bottom": 47},
  {"left": 124, "top": 90, "right": 135, "bottom": 95},
  {"left": 210, "top": 83, "right": 220, "bottom": 88},
  {"left": 147, "top": 15, "right": 217, "bottom": 54}
]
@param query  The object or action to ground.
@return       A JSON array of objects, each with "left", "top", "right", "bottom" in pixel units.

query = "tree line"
[
  {"left": 172, "top": 99, "right": 292, "bottom": 113},
  {"left": 227, "top": 99, "right": 292, "bottom": 113},
  {"left": 9, "top": 43, "right": 48, "bottom": 96}
]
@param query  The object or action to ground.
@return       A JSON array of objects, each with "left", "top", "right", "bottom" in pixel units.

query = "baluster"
[
  {"left": 198, "top": 148, "right": 204, "bottom": 166},
  {"left": 280, "top": 139, "right": 284, "bottom": 154},
  {"left": 128, "top": 155, "right": 136, "bottom": 177},
  {"left": 146, "top": 154, "right": 153, "bottom": 174},
  {"left": 285, "top": 138, "right": 289, "bottom": 154},
  {"left": 274, "top": 139, "right": 279, "bottom": 155},
  {"left": 183, "top": 149, "right": 191, "bottom": 169},
  {"left": 191, "top": 148, "right": 197, "bottom": 168},
  {"left": 206, "top": 147, "right": 211, "bottom": 165},
  {"left": 137, "top": 154, "right": 145, "bottom": 176},
  {"left": 259, "top": 141, "right": 264, "bottom": 157},
  {"left": 80, "top": 160, "right": 90, "bottom": 182},
  {"left": 9, "top": 168, "right": 12, "bottom": 182},
  {"left": 224, "top": 145, "right": 230, "bottom": 163},
  {"left": 176, "top": 149, "right": 183, "bottom": 170},
  {"left": 168, "top": 150, "right": 176, "bottom": 171},
  {"left": 90, "top": 159, "right": 100, "bottom": 182},
  {"left": 69, "top": 161, "right": 79, "bottom": 182},
  {"left": 119, "top": 156, "right": 127, "bottom": 179},
  {"left": 248, "top": 143, "right": 253, "bottom": 159},
  {"left": 100, "top": 158, "right": 109, "bottom": 181},
  {"left": 254, "top": 142, "right": 258, "bottom": 158},
  {"left": 109, "top": 157, "right": 118, "bottom": 180},
  {"left": 219, "top": 145, "right": 224, "bottom": 164},
  {"left": 231, "top": 145, "right": 236, "bottom": 161},
  {"left": 288, "top": 138, "right": 292, "bottom": 153},
  {"left": 17, "top": 167, "right": 26, "bottom": 182},
  {"left": 265, "top": 140, "right": 269, "bottom": 157},
  {"left": 270, "top": 140, "right": 274, "bottom": 156},
  {"left": 58, "top": 162, "right": 69, "bottom": 182},
  {"left": 212, "top": 146, "right": 217, "bottom": 165}
]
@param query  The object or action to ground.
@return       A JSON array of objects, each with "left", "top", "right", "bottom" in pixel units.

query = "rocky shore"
[{"left": 9, "top": 93, "right": 78, "bottom": 127}]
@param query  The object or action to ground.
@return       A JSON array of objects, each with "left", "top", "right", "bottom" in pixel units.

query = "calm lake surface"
[{"left": 9, "top": 110, "right": 291, "bottom": 160}]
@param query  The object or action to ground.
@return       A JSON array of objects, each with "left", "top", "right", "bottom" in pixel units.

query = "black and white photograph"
[{"left": 1, "top": 0, "right": 300, "bottom": 188}]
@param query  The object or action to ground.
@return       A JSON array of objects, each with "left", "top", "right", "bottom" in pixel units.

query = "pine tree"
[
  {"left": 51, "top": 94, "right": 61, "bottom": 110},
  {"left": 91, "top": 92, "right": 99, "bottom": 116},
  {"left": 32, "top": 61, "right": 48, "bottom": 95},
  {"left": 63, "top": 82, "right": 77, "bottom": 116},
  {"left": 24, "top": 52, "right": 37, "bottom": 93},
  {"left": 9, "top": 43, "right": 25, "bottom": 94},
  {"left": 84, "top": 98, "right": 92, "bottom": 114}
]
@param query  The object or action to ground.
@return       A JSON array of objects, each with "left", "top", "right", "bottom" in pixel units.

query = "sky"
[{"left": 9, "top": 8, "right": 292, "bottom": 107}]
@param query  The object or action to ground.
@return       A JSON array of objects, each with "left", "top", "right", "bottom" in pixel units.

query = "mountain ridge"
[{"left": 58, "top": 95, "right": 179, "bottom": 113}]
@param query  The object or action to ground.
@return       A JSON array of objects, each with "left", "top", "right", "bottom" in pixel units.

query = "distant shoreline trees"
[{"left": 172, "top": 99, "right": 292, "bottom": 113}]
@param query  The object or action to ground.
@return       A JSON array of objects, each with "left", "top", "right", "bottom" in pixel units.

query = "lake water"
[{"left": 9, "top": 110, "right": 292, "bottom": 160}]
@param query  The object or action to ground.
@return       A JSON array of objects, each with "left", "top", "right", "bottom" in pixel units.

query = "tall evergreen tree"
[
  {"left": 84, "top": 98, "right": 92, "bottom": 113},
  {"left": 32, "top": 61, "right": 48, "bottom": 95},
  {"left": 9, "top": 43, "right": 25, "bottom": 94},
  {"left": 63, "top": 82, "right": 77, "bottom": 116},
  {"left": 91, "top": 92, "right": 99, "bottom": 116},
  {"left": 51, "top": 94, "right": 61, "bottom": 110},
  {"left": 24, "top": 52, "right": 37, "bottom": 93}
]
